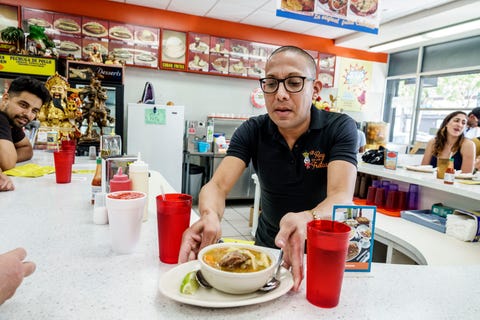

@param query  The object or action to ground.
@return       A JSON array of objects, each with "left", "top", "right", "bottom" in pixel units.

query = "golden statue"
[{"left": 38, "top": 72, "right": 81, "bottom": 140}]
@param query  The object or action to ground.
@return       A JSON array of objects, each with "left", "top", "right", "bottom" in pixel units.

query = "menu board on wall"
[
  {"left": 161, "top": 29, "right": 186, "bottom": 70},
  {"left": 209, "top": 36, "right": 229, "bottom": 75},
  {"left": 0, "top": 4, "right": 19, "bottom": 48},
  {"left": 318, "top": 53, "right": 336, "bottom": 88},
  {"left": 187, "top": 32, "right": 210, "bottom": 72},
  {"left": 276, "top": 0, "right": 380, "bottom": 35}
]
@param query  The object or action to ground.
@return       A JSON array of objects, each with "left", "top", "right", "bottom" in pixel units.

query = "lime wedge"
[{"left": 180, "top": 270, "right": 200, "bottom": 295}]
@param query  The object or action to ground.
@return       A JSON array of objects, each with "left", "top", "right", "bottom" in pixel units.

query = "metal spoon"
[
  {"left": 258, "top": 249, "right": 283, "bottom": 292},
  {"left": 195, "top": 269, "right": 212, "bottom": 289}
]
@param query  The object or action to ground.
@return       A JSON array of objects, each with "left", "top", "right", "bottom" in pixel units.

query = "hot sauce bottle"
[
  {"left": 91, "top": 157, "right": 102, "bottom": 204},
  {"left": 444, "top": 158, "right": 455, "bottom": 185}
]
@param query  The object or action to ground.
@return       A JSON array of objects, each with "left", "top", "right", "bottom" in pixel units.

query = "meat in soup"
[{"left": 203, "top": 247, "right": 271, "bottom": 273}]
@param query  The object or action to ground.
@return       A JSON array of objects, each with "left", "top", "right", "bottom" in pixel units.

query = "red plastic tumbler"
[
  {"left": 307, "top": 220, "right": 350, "bottom": 308},
  {"left": 156, "top": 193, "right": 192, "bottom": 264}
]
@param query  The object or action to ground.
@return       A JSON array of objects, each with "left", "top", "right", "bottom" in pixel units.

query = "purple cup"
[
  {"left": 372, "top": 180, "right": 381, "bottom": 188},
  {"left": 407, "top": 184, "right": 419, "bottom": 210}
]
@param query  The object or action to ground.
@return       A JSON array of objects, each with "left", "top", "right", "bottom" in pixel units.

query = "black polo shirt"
[
  {"left": 227, "top": 106, "right": 358, "bottom": 248},
  {"left": 0, "top": 111, "right": 25, "bottom": 143}
]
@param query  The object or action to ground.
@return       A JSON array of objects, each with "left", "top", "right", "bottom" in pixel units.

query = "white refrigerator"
[{"left": 127, "top": 103, "right": 185, "bottom": 191}]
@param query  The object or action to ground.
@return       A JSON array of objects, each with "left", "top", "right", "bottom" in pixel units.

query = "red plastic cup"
[
  {"left": 374, "top": 187, "right": 385, "bottom": 208},
  {"left": 385, "top": 190, "right": 398, "bottom": 210},
  {"left": 366, "top": 186, "right": 377, "bottom": 205},
  {"left": 156, "top": 193, "right": 192, "bottom": 264},
  {"left": 396, "top": 191, "right": 408, "bottom": 210},
  {"left": 53, "top": 150, "right": 73, "bottom": 183},
  {"left": 307, "top": 220, "right": 351, "bottom": 308},
  {"left": 61, "top": 140, "right": 76, "bottom": 164}
]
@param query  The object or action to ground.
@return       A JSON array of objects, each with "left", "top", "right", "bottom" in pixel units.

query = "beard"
[{"left": 52, "top": 97, "right": 65, "bottom": 110}]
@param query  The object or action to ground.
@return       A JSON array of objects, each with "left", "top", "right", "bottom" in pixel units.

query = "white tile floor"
[{"left": 194, "top": 201, "right": 256, "bottom": 242}]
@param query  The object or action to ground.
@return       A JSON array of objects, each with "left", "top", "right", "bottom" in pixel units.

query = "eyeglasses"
[{"left": 259, "top": 76, "right": 315, "bottom": 94}]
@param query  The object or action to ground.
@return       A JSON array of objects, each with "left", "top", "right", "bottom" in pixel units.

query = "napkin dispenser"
[{"left": 102, "top": 155, "right": 138, "bottom": 193}]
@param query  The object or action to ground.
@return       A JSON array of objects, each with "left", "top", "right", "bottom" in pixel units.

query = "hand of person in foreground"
[
  {"left": 0, "top": 248, "right": 36, "bottom": 305},
  {"left": 0, "top": 173, "right": 14, "bottom": 192},
  {"left": 274, "top": 211, "right": 312, "bottom": 292},
  {"left": 178, "top": 212, "right": 222, "bottom": 263}
]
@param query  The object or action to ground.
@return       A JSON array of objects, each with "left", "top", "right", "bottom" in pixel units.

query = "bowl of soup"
[{"left": 198, "top": 243, "right": 276, "bottom": 294}]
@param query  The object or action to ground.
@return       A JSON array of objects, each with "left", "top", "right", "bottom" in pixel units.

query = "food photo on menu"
[
  {"left": 332, "top": 205, "right": 376, "bottom": 272},
  {"left": 228, "top": 57, "right": 248, "bottom": 77},
  {"left": 209, "top": 36, "right": 229, "bottom": 55},
  {"left": 22, "top": 8, "right": 54, "bottom": 31},
  {"left": 53, "top": 14, "right": 81, "bottom": 35},
  {"left": 82, "top": 39, "right": 109, "bottom": 61},
  {"left": 349, "top": 0, "right": 379, "bottom": 17},
  {"left": 280, "top": 0, "right": 315, "bottom": 13},
  {"left": 109, "top": 23, "right": 134, "bottom": 42},
  {"left": 108, "top": 41, "right": 134, "bottom": 65},
  {"left": 161, "top": 30, "right": 186, "bottom": 64},
  {"left": 188, "top": 33, "right": 210, "bottom": 54},
  {"left": 82, "top": 18, "right": 108, "bottom": 38},
  {"left": 134, "top": 26, "right": 159, "bottom": 45},
  {"left": 133, "top": 45, "right": 158, "bottom": 68},
  {"left": 54, "top": 35, "right": 82, "bottom": 59},
  {"left": 188, "top": 53, "right": 209, "bottom": 72}
]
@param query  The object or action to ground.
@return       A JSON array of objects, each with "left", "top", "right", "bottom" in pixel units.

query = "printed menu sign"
[
  {"left": 276, "top": 0, "right": 380, "bottom": 35},
  {"left": 0, "top": 54, "right": 56, "bottom": 76},
  {"left": 161, "top": 30, "right": 186, "bottom": 71},
  {"left": 332, "top": 205, "right": 376, "bottom": 272}
]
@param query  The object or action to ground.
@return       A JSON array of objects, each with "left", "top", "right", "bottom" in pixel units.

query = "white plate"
[
  {"left": 405, "top": 165, "right": 435, "bottom": 173},
  {"left": 159, "top": 260, "right": 293, "bottom": 308},
  {"left": 455, "top": 172, "right": 474, "bottom": 180}
]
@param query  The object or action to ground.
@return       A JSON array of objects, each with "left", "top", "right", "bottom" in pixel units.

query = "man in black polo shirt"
[
  {"left": 0, "top": 76, "right": 51, "bottom": 191},
  {"left": 179, "top": 46, "right": 358, "bottom": 291}
]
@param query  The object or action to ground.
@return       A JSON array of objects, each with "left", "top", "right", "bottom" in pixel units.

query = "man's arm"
[
  {"left": 275, "top": 160, "right": 357, "bottom": 291},
  {"left": 178, "top": 156, "right": 247, "bottom": 262},
  {"left": 14, "top": 136, "right": 33, "bottom": 163},
  {"left": 0, "top": 139, "right": 18, "bottom": 171}
]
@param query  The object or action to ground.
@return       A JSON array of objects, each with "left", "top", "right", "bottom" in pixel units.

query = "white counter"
[{"left": 1, "top": 152, "right": 479, "bottom": 319}]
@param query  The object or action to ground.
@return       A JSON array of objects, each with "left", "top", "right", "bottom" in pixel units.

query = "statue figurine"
[
  {"left": 38, "top": 72, "right": 81, "bottom": 139},
  {"left": 78, "top": 75, "right": 115, "bottom": 141}
]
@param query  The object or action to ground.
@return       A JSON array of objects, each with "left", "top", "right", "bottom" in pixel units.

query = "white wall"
[
  {"left": 122, "top": 61, "right": 387, "bottom": 128},
  {"left": 123, "top": 68, "right": 267, "bottom": 122}
]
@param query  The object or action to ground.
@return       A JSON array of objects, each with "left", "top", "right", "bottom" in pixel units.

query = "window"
[{"left": 383, "top": 37, "right": 480, "bottom": 150}]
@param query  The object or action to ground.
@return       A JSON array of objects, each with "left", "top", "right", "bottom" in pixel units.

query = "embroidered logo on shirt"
[{"left": 303, "top": 150, "right": 327, "bottom": 169}]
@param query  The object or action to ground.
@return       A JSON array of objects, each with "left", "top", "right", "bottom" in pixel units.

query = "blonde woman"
[{"left": 421, "top": 111, "right": 475, "bottom": 173}]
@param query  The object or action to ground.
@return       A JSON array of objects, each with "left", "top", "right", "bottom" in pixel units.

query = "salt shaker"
[{"left": 93, "top": 192, "right": 108, "bottom": 224}]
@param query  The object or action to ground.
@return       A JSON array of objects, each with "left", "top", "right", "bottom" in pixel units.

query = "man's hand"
[
  {"left": 0, "top": 173, "right": 14, "bottom": 191},
  {"left": 0, "top": 248, "right": 36, "bottom": 305},
  {"left": 178, "top": 212, "right": 222, "bottom": 263},
  {"left": 274, "top": 211, "right": 312, "bottom": 292}
]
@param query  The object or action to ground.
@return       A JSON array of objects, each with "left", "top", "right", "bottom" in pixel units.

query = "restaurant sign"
[
  {"left": 276, "top": 0, "right": 380, "bottom": 35},
  {"left": 66, "top": 61, "right": 124, "bottom": 84},
  {"left": 0, "top": 54, "right": 56, "bottom": 76}
]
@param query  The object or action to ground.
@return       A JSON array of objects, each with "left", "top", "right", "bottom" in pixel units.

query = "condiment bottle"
[
  {"left": 444, "top": 158, "right": 455, "bottom": 185},
  {"left": 109, "top": 167, "right": 132, "bottom": 192},
  {"left": 91, "top": 157, "right": 102, "bottom": 204},
  {"left": 129, "top": 152, "right": 149, "bottom": 221}
]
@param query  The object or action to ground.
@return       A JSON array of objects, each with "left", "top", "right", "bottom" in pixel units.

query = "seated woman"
[{"left": 421, "top": 111, "right": 475, "bottom": 173}]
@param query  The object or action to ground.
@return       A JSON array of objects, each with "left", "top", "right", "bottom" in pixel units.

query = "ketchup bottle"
[
  {"left": 109, "top": 167, "right": 132, "bottom": 192},
  {"left": 444, "top": 158, "right": 455, "bottom": 185}
]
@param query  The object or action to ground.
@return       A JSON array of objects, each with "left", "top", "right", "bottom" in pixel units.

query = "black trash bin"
[{"left": 188, "top": 164, "right": 204, "bottom": 202}]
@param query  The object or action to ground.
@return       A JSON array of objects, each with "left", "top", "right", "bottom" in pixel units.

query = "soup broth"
[{"left": 203, "top": 247, "right": 271, "bottom": 273}]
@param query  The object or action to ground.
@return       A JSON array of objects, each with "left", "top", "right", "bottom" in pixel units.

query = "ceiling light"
[{"left": 369, "top": 19, "right": 480, "bottom": 53}]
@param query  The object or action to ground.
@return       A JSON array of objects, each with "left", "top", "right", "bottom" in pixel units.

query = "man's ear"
[{"left": 313, "top": 80, "right": 323, "bottom": 96}]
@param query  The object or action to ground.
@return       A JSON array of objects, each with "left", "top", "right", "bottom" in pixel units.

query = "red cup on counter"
[
  {"left": 61, "top": 140, "right": 76, "bottom": 164},
  {"left": 366, "top": 186, "right": 377, "bottom": 205},
  {"left": 385, "top": 190, "right": 398, "bottom": 210},
  {"left": 53, "top": 150, "right": 74, "bottom": 183},
  {"left": 156, "top": 193, "right": 192, "bottom": 264},
  {"left": 307, "top": 220, "right": 350, "bottom": 308},
  {"left": 396, "top": 191, "right": 408, "bottom": 210},
  {"left": 374, "top": 187, "right": 385, "bottom": 208}
]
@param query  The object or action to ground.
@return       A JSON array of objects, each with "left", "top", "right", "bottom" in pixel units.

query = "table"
[{"left": 1, "top": 152, "right": 479, "bottom": 319}]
